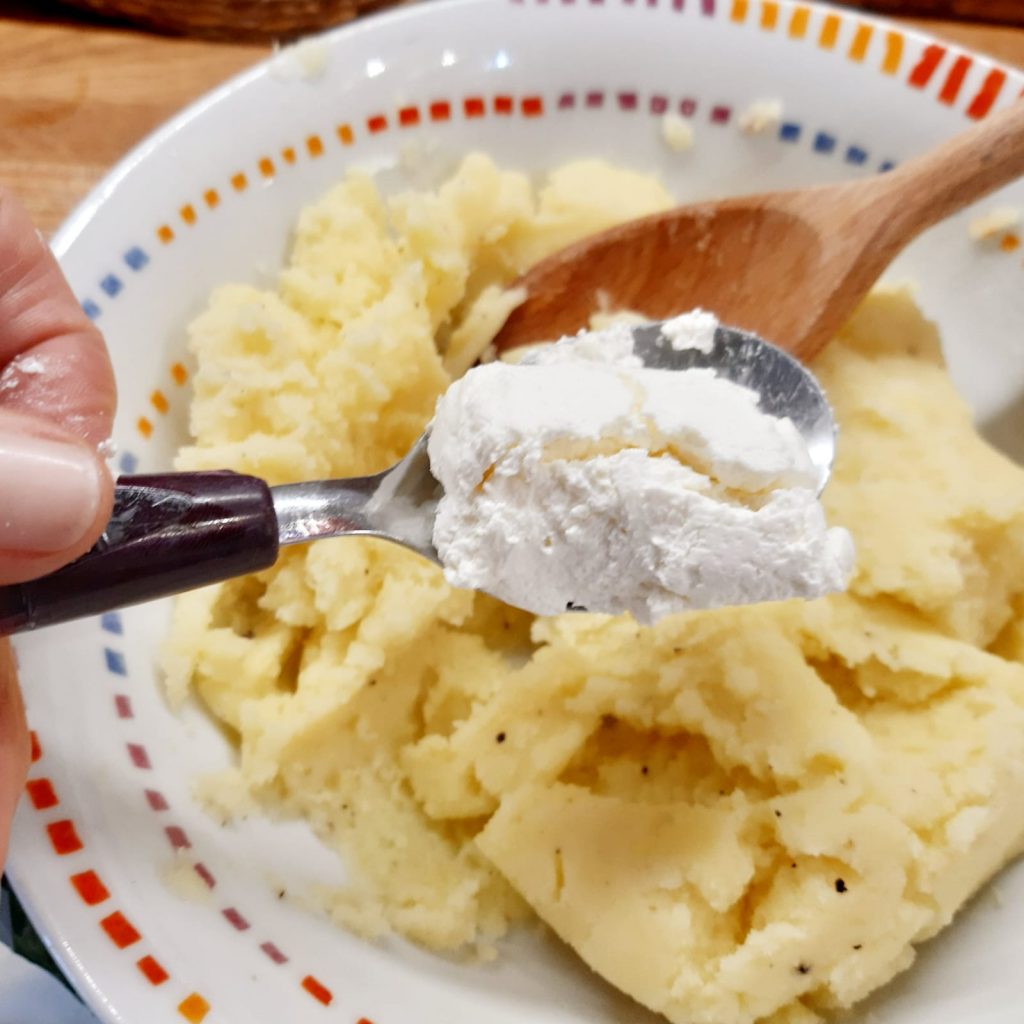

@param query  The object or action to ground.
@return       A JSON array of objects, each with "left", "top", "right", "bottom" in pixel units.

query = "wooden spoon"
[{"left": 493, "top": 99, "right": 1024, "bottom": 361}]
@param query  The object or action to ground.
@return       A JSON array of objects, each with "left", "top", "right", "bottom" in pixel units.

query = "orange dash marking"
[
  {"left": 100, "top": 911, "right": 141, "bottom": 949},
  {"left": 337, "top": 123, "right": 354, "bottom": 144},
  {"left": 967, "top": 68, "right": 1006, "bottom": 119},
  {"left": 137, "top": 417, "right": 153, "bottom": 439},
  {"left": 25, "top": 778, "right": 58, "bottom": 810},
  {"left": 178, "top": 994, "right": 210, "bottom": 1022},
  {"left": 848, "top": 23, "right": 872, "bottom": 62},
  {"left": 203, "top": 189, "right": 219, "bottom": 209},
  {"left": 137, "top": 955, "right": 170, "bottom": 986},
  {"left": 759, "top": 1, "right": 778, "bottom": 30},
  {"left": 882, "top": 31, "right": 903, "bottom": 74},
  {"left": 1000, "top": 233, "right": 1020, "bottom": 252},
  {"left": 302, "top": 975, "right": 333, "bottom": 1005},
  {"left": 258, "top": 157, "right": 275, "bottom": 178},
  {"left": 730, "top": 0, "right": 748, "bottom": 23},
  {"left": 179, "top": 204, "right": 196, "bottom": 226},
  {"left": 282, "top": 146, "right": 296, "bottom": 164},
  {"left": 70, "top": 870, "right": 110, "bottom": 906},
  {"left": 47, "top": 820, "right": 83, "bottom": 855},
  {"left": 787, "top": 5, "right": 809, "bottom": 38},
  {"left": 818, "top": 13, "right": 840, "bottom": 49},
  {"left": 231, "top": 172, "right": 248, "bottom": 192},
  {"left": 171, "top": 363, "right": 188, "bottom": 386},
  {"left": 306, "top": 134, "right": 324, "bottom": 157},
  {"left": 150, "top": 390, "right": 169, "bottom": 415},
  {"left": 157, "top": 225, "right": 174, "bottom": 245}
]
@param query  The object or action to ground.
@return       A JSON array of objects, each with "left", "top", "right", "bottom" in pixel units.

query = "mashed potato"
[{"left": 163, "top": 155, "right": 1024, "bottom": 1024}]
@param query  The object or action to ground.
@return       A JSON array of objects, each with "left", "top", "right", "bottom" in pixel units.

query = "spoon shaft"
[{"left": 0, "top": 472, "right": 279, "bottom": 635}]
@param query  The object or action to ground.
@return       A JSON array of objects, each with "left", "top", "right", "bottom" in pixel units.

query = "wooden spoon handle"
[{"left": 879, "top": 98, "right": 1024, "bottom": 239}]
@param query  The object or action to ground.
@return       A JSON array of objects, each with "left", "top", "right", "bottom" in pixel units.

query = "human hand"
[{"left": 0, "top": 187, "right": 117, "bottom": 864}]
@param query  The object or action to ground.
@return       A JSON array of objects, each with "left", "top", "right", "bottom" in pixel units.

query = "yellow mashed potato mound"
[{"left": 163, "top": 155, "right": 1024, "bottom": 1024}]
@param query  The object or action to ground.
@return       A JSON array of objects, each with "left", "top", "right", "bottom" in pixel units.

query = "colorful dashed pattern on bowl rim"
[{"left": 21, "top": 1, "right": 1024, "bottom": 1021}]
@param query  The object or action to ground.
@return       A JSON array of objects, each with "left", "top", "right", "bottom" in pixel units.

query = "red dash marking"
[
  {"left": 617, "top": 91, "right": 638, "bottom": 110},
  {"left": 398, "top": 105, "right": 421, "bottom": 126},
  {"left": 258, "top": 157, "right": 275, "bottom": 178},
  {"left": 967, "top": 68, "right": 1006, "bottom": 118},
  {"left": 137, "top": 955, "right": 169, "bottom": 986},
  {"left": 178, "top": 994, "right": 210, "bottom": 1023},
  {"left": 429, "top": 100, "right": 450, "bottom": 121},
  {"left": 193, "top": 862, "right": 216, "bottom": 888},
  {"left": 558, "top": 92, "right": 576, "bottom": 109},
  {"left": 150, "top": 390, "right": 169, "bottom": 414},
  {"left": 908, "top": 43, "right": 946, "bottom": 88},
  {"left": 179, "top": 205, "right": 196, "bottom": 226},
  {"left": 281, "top": 146, "right": 296, "bottom": 164},
  {"left": 585, "top": 90, "right": 604, "bottom": 108},
  {"left": 157, "top": 225, "right": 174, "bottom": 245},
  {"left": 222, "top": 907, "right": 250, "bottom": 931},
  {"left": 114, "top": 695, "right": 133, "bottom": 718},
  {"left": 144, "top": 789, "right": 168, "bottom": 812},
  {"left": 25, "top": 778, "right": 58, "bottom": 810},
  {"left": 127, "top": 743, "right": 151, "bottom": 769},
  {"left": 165, "top": 825, "right": 191, "bottom": 850},
  {"left": 260, "top": 941, "right": 288, "bottom": 964},
  {"left": 306, "top": 134, "right": 324, "bottom": 157},
  {"left": 136, "top": 417, "right": 153, "bottom": 439},
  {"left": 203, "top": 189, "right": 219, "bottom": 209},
  {"left": 171, "top": 363, "right": 188, "bottom": 386},
  {"left": 494, "top": 95, "right": 514, "bottom": 115},
  {"left": 337, "top": 123, "right": 354, "bottom": 145},
  {"left": 649, "top": 95, "right": 668, "bottom": 114},
  {"left": 1000, "top": 233, "right": 1020, "bottom": 252},
  {"left": 357, "top": 1019, "right": 376, "bottom": 1024},
  {"left": 29, "top": 731, "right": 41, "bottom": 763},
  {"left": 680, "top": 98, "right": 697, "bottom": 116},
  {"left": 302, "top": 976, "right": 333, "bottom": 1005},
  {"left": 522, "top": 95, "right": 544, "bottom": 117},
  {"left": 100, "top": 911, "right": 141, "bottom": 949},
  {"left": 939, "top": 54, "right": 972, "bottom": 104},
  {"left": 47, "top": 820, "right": 83, "bottom": 855},
  {"left": 464, "top": 96, "right": 486, "bottom": 118},
  {"left": 231, "top": 172, "right": 248, "bottom": 192},
  {"left": 70, "top": 870, "right": 109, "bottom": 906},
  {"left": 711, "top": 104, "right": 731, "bottom": 123},
  {"left": 366, "top": 113, "right": 388, "bottom": 133}
]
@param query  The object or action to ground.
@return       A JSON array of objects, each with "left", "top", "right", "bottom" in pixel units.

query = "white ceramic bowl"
[{"left": 9, "top": 2, "right": 1024, "bottom": 1022}]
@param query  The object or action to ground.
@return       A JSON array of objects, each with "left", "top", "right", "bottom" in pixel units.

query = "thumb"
[{"left": 0, "top": 408, "right": 114, "bottom": 586}]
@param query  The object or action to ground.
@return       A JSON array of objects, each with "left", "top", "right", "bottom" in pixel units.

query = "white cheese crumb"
[
  {"left": 269, "top": 38, "right": 329, "bottom": 82},
  {"left": 660, "top": 113, "right": 695, "bottom": 153},
  {"left": 968, "top": 206, "right": 1021, "bottom": 242},
  {"left": 661, "top": 309, "right": 718, "bottom": 352},
  {"left": 738, "top": 98, "right": 784, "bottom": 135}
]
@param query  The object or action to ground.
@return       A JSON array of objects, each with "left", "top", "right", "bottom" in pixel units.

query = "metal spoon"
[{"left": 0, "top": 322, "right": 834, "bottom": 635}]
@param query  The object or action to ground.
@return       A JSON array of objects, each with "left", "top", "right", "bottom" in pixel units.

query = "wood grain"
[{"left": 0, "top": 6, "right": 1020, "bottom": 235}]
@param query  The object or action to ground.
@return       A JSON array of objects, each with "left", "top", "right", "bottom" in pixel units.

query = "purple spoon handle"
[{"left": 0, "top": 471, "right": 279, "bottom": 635}]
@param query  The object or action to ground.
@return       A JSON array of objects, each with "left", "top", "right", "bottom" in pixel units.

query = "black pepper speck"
[
  {"left": 496, "top": 732, "right": 507, "bottom": 744},
  {"left": 835, "top": 878, "right": 847, "bottom": 894},
  {"left": 796, "top": 963, "right": 812, "bottom": 975}
]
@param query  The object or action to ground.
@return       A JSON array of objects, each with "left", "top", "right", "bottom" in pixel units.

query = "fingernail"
[{"left": 0, "top": 432, "right": 101, "bottom": 553}]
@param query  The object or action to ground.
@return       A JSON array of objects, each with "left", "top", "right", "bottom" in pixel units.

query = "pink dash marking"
[
  {"left": 649, "top": 94, "right": 668, "bottom": 114},
  {"left": 127, "top": 743, "right": 151, "bottom": 770},
  {"left": 702, "top": 0, "right": 714, "bottom": 11},
  {"left": 144, "top": 789, "right": 169, "bottom": 812},
  {"left": 193, "top": 863, "right": 217, "bottom": 889},
  {"left": 585, "top": 90, "right": 604, "bottom": 108},
  {"left": 260, "top": 941, "right": 289, "bottom": 965},
  {"left": 672, "top": 0, "right": 684, "bottom": 9},
  {"left": 558, "top": 92, "right": 576, "bottom": 109},
  {"left": 165, "top": 825, "right": 191, "bottom": 850},
  {"left": 680, "top": 98, "right": 697, "bottom": 116},
  {"left": 114, "top": 695, "right": 133, "bottom": 719},
  {"left": 710, "top": 104, "right": 731, "bottom": 123},
  {"left": 617, "top": 91, "right": 638, "bottom": 110},
  {"left": 222, "top": 907, "right": 250, "bottom": 931}
]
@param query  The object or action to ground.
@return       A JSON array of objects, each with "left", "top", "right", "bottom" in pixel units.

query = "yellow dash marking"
[
  {"left": 848, "top": 22, "right": 872, "bottom": 62},
  {"left": 730, "top": 0, "right": 748, "bottom": 23},
  {"left": 337, "top": 123, "right": 354, "bottom": 145},
  {"left": 258, "top": 157, "right": 275, "bottom": 178},
  {"left": 882, "top": 30, "right": 903, "bottom": 74},
  {"left": 760, "top": 1, "right": 778, "bottom": 30},
  {"left": 203, "top": 189, "right": 219, "bottom": 209},
  {"left": 137, "top": 417, "right": 153, "bottom": 439},
  {"left": 177, "top": 994, "right": 210, "bottom": 1023},
  {"left": 157, "top": 225, "right": 174, "bottom": 244},
  {"left": 788, "top": 5, "right": 809, "bottom": 37},
  {"left": 306, "top": 134, "right": 324, "bottom": 157},
  {"left": 171, "top": 363, "right": 188, "bottom": 386},
  {"left": 818, "top": 12, "right": 840, "bottom": 49},
  {"left": 150, "top": 390, "right": 169, "bottom": 414},
  {"left": 281, "top": 146, "right": 296, "bottom": 164},
  {"left": 230, "top": 172, "right": 248, "bottom": 192}
]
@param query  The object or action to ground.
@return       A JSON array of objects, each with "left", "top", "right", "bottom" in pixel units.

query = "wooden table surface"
[{"left": 1, "top": 2, "right": 1022, "bottom": 234}]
